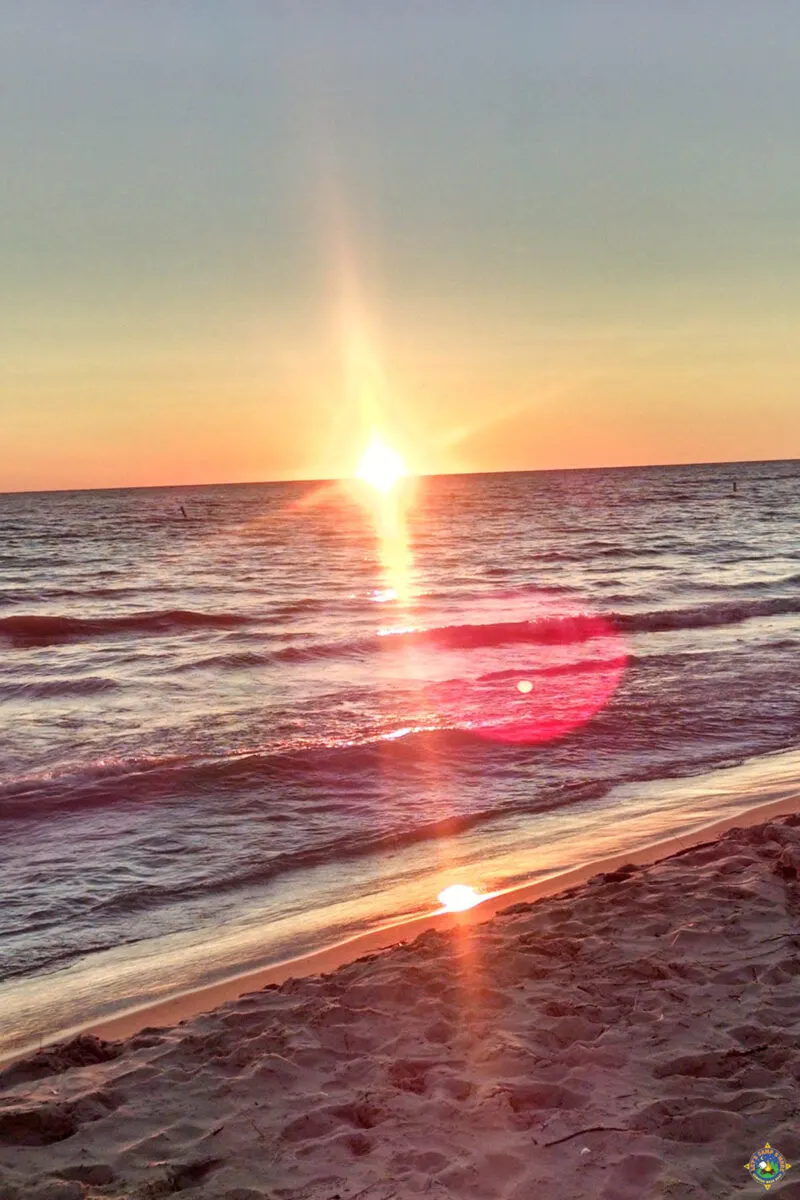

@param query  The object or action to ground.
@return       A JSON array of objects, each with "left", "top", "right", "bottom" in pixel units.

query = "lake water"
[{"left": 2, "top": 459, "right": 799, "bottom": 1057}]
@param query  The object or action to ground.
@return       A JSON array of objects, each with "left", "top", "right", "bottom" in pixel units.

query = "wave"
[
  {"left": 270, "top": 597, "right": 330, "bottom": 618},
  {"left": 694, "top": 572, "right": 800, "bottom": 594},
  {"left": 1, "top": 771, "right": 615, "bottom": 977},
  {"left": 271, "top": 614, "right": 616, "bottom": 664},
  {"left": 0, "top": 676, "right": 120, "bottom": 700},
  {"left": 19, "top": 584, "right": 183, "bottom": 602},
  {"left": 4, "top": 592, "right": 796, "bottom": 662},
  {"left": 93, "top": 778, "right": 616, "bottom": 920},
  {"left": 0, "top": 609, "right": 254, "bottom": 647},
  {"left": 273, "top": 595, "right": 800, "bottom": 664},
  {"left": 0, "top": 727, "right": 518, "bottom": 820},
  {"left": 476, "top": 656, "right": 633, "bottom": 684},
  {"left": 8, "top": 720, "right": 800, "bottom": 930},
  {"left": 614, "top": 596, "right": 800, "bottom": 635},
  {"left": 173, "top": 650, "right": 272, "bottom": 672},
  {"left": 0, "top": 644, "right": 783, "bottom": 822},
  {"left": 380, "top": 615, "right": 616, "bottom": 650}
]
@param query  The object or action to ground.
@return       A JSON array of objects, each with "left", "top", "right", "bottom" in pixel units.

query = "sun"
[{"left": 356, "top": 438, "right": 407, "bottom": 493}]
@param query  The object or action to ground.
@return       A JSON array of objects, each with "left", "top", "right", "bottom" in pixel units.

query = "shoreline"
[
  {"left": 5, "top": 797, "right": 800, "bottom": 1197},
  {"left": 4, "top": 786, "right": 799, "bottom": 1071}
]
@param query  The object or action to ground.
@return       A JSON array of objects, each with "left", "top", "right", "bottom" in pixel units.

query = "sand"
[{"left": 2, "top": 811, "right": 800, "bottom": 1199}]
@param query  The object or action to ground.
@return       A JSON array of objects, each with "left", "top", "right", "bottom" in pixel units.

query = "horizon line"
[{"left": 1, "top": 454, "right": 798, "bottom": 498}]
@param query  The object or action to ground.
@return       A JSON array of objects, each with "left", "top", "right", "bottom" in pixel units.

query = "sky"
[{"left": 2, "top": 1, "right": 800, "bottom": 491}]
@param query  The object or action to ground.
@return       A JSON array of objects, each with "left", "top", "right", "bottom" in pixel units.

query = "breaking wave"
[{"left": 0, "top": 609, "right": 254, "bottom": 646}]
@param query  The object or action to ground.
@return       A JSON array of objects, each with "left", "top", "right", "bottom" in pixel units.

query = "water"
[{"left": 2, "top": 460, "right": 799, "bottom": 1057}]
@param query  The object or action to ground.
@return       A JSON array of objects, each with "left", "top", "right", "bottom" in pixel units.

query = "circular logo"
[{"left": 745, "top": 1144, "right": 791, "bottom": 1190}]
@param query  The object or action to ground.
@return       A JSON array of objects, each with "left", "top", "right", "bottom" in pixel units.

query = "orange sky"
[
  {"left": 4, "top": 305, "right": 799, "bottom": 493},
  {"left": 3, "top": 4, "right": 800, "bottom": 492}
]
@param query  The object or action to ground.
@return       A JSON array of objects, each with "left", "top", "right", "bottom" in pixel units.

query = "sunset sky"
[{"left": 3, "top": 1, "right": 800, "bottom": 492}]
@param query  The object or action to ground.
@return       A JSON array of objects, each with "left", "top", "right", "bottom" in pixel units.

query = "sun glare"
[
  {"left": 357, "top": 439, "right": 407, "bottom": 493},
  {"left": 438, "top": 884, "right": 482, "bottom": 912}
]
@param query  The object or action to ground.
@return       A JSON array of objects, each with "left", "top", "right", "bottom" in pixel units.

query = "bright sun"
[{"left": 356, "top": 438, "right": 407, "bottom": 493}]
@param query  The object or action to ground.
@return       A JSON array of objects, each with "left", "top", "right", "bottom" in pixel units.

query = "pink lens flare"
[{"left": 469, "top": 595, "right": 628, "bottom": 746}]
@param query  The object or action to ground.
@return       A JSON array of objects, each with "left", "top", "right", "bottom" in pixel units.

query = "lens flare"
[
  {"left": 438, "top": 884, "right": 482, "bottom": 912},
  {"left": 357, "top": 438, "right": 407, "bottom": 493},
  {"left": 465, "top": 592, "right": 629, "bottom": 746}
]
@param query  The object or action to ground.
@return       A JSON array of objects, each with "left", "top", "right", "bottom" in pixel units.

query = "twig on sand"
[
  {"left": 543, "top": 1125, "right": 629, "bottom": 1148},
  {"left": 246, "top": 1115, "right": 267, "bottom": 1140},
  {"left": 735, "top": 1043, "right": 769, "bottom": 1057},
  {"left": 346, "top": 1186, "right": 397, "bottom": 1200},
  {"left": 346, "top": 1179, "right": 400, "bottom": 1200}
]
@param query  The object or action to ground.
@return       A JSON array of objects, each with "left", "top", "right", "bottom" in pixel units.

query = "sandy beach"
[{"left": 2, "top": 808, "right": 800, "bottom": 1199}]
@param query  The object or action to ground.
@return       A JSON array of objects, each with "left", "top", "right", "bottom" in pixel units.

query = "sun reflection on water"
[
  {"left": 354, "top": 437, "right": 414, "bottom": 607},
  {"left": 437, "top": 884, "right": 483, "bottom": 912}
]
